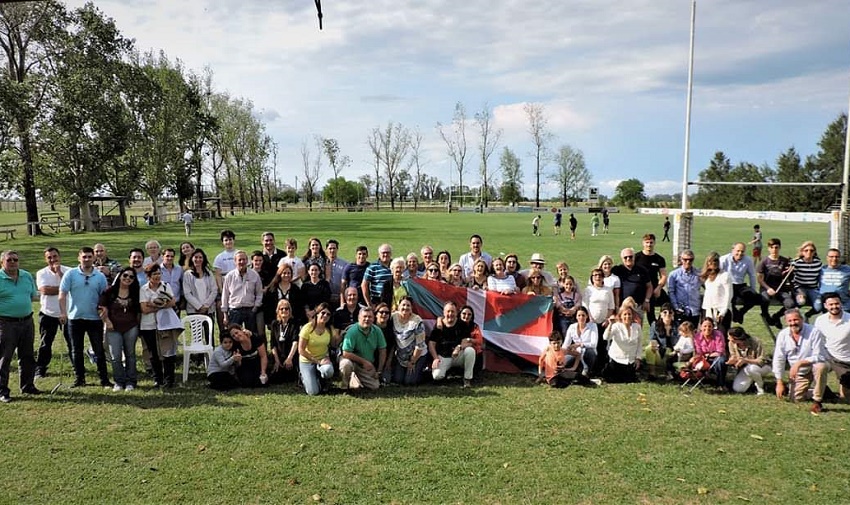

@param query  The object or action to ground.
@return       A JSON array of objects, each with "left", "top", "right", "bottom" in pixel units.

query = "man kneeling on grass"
[
  {"left": 340, "top": 307, "right": 386, "bottom": 391},
  {"left": 428, "top": 301, "right": 475, "bottom": 388}
]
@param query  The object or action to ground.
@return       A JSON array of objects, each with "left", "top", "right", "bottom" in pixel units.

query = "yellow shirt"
[{"left": 298, "top": 324, "right": 331, "bottom": 363}]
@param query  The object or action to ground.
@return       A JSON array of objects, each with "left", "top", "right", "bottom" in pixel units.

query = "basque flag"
[{"left": 404, "top": 279, "right": 553, "bottom": 373}]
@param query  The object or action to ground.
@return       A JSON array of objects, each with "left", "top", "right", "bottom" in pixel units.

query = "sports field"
[{"left": 0, "top": 211, "right": 845, "bottom": 505}]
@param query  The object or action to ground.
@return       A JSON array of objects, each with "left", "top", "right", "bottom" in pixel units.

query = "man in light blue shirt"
[
  {"left": 667, "top": 250, "right": 701, "bottom": 326},
  {"left": 719, "top": 242, "right": 760, "bottom": 323},
  {"left": 818, "top": 248, "right": 850, "bottom": 311},
  {"left": 59, "top": 247, "right": 110, "bottom": 388},
  {"left": 772, "top": 309, "right": 826, "bottom": 413}
]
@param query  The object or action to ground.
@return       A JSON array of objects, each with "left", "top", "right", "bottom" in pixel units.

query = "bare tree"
[
  {"left": 377, "top": 122, "right": 411, "bottom": 210},
  {"left": 524, "top": 102, "right": 553, "bottom": 207},
  {"left": 408, "top": 127, "right": 426, "bottom": 210},
  {"left": 366, "top": 128, "right": 382, "bottom": 210},
  {"left": 474, "top": 103, "right": 502, "bottom": 208},
  {"left": 551, "top": 144, "right": 591, "bottom": 206},
  {"left": 300, "top": 136, "right": 322, "bottom": 210},
  {"left": 437, "top": 102, "right": 469, "bottom": 207}
]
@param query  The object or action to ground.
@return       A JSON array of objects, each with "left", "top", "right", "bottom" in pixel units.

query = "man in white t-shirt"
[
  {"left": 35, "top": 247, "right": 71, "bottom": 379},
  {"left": 458, "top": 234, "right": 492, "bottom": 279},
  {"left": 213, "top": 229, "right": 237, "bottom": 332}
]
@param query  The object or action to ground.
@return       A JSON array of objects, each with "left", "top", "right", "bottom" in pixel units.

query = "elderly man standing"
[
  {"left": 719, "top": 242, "right": 760, "bottom": 323},
  {"left": 612, "top": 248, "right": 653, "bottom": 321},
  {"left": 93, "top": 243, "right": 122, "bottom": 283},
  {"left": 813, "top": 293, "right": 850, "bottom": 405},
  {"left": 340, "top": 307, "right": 386, "bottom": 391},
  {"left": 0, "top": 250, "right": 40, "bottom": 402},
  {"left": 361, "top": 244, "right": 393, "bottom": 307},
  {"left": 221, "top": 250, "right": 263, "bottom": 335},
  {"left": 666, "top": 249, "right": 701, "bottom": 326},
  {"left": 772, "top": 308, "right": 826, "bottom": 413},
  {"left": 35, "top": 247, "right": 71, "bottom": 379},
  {"left": 59, "top": 247, "right": 110, "bottom": 388}
]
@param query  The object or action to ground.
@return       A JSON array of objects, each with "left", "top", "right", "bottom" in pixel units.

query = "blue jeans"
[
  {"left": 391, "top": 355, "right": 428, "bottom": 385},
  {"left": 709, "top": 355, "right": 728, "bottom": 387},
  {"left": 106, "top": 326, "right": 139, "bottom": 387},
  {"left": 67, "top": 319, "right": 109, "bottom": 384},
  {"left": 299, "top": 361, "right": 334, "bottom": 396}
]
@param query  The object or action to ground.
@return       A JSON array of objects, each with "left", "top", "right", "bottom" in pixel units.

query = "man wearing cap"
[
  {"left": 458, "top": 235, "right": 492, "bottom": 279},
  {"left": 0, "top": 250, "right": 40, "bottom": 402},
  {"left": 813, "top": 292, "right": 850, "bottom": 404},
  {"left": 612, "top": 248, "right": 653, "bottom": 321},
  {"left": 520, "top": 253, "right": 555, "bottom": 287}
]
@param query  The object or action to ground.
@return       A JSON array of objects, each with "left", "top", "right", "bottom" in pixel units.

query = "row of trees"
[
  {"left": 692, "top": 114, "right": 848, "bottom": 212},
  {"left": 0, "top": 1, "right": 275, "bottom": 232}
]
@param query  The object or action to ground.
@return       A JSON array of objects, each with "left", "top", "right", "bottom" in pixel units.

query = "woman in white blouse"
[
  {"left": 487, "top": 257, "right": 517, "bottom": 295},
  {"left": 602, "top": 305, "right": 642, "bottom": 383},
  {"left": 701, "top": 252, "right": 733, "bottom": 331},
  {"left": 564, "top": 307, "right": 599, "bottom": 378}
]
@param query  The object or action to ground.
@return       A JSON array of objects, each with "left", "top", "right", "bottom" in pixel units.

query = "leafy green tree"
[
  {"left": 550, "top": 144, "right": 590, "bottom": 206},
  {"left": 0, "top": 0, "right": 67, "bottom": 234},
  {"left": 805, "top": 113, "right": 846, "bottom": 211},
  {"left": 39, "top": 3, "right": 133, "bottom": 231},
  {"left": 322, "top": 137, "right": 351, "bottom": 209},
  {"left": 322, "top": 177, "right": 362, "bottom": 207},
  {"left": 499, "top": 146, "right": 523, "bottom": 204},
  {"left": 613, "top": 178, "right": 646, "bottom": 208},
  {"left": 692, "top": 151, "right": 733, "bottom": 209}
]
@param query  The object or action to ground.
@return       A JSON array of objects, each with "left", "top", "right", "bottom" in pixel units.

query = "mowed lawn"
[{"left": 0, "top": 210, "right": 846, "bottom": 505}]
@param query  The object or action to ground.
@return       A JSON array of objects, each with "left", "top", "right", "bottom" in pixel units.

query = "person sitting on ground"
[
  {"left": 602, "top": 305, "right": 642, "bottom": 383},
  {"left": 487, "top": 257, "right": 517, "bottom": 295},
  {"left": 693, "top": 318, "right": 728, "bottom": 388},
  {"left": 644, "top": 303, "right": 679, "bottom": 379},
  {"left": 207, "top": 332, "right": 241, "bottom": 391},
  {"left": 428, "top": 301, "right": 475, "bottom": 388},
  {"left": 564, "top": 306, "right": 598, "bottom": 379},
  {"left": 536, "top": 331, "right": 581, "bottom": 388},
  {"left": 389, "top": 297, "right": 428, "bottom": 385},
  {"left": 726, "top": 326, "right": 770, "bottom": 395},
  {"left": 340, "top": 307, "right": 387, "bottom": 391},
  {"left": 297, "top": 302, "right": 334, "bottom": 396},
  {"left": 229, "top": 324, "right": 268, "bottom": 388},
  {"left": 669, "top": 321, "right": 695, "bottom": 376},
  {"left": 268, "top": 299, "right": 300, "bottom": 384}
]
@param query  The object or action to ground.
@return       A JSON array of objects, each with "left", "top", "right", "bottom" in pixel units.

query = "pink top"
[{"left": 694, "top": 329, "right": 726, "bottom": 357}]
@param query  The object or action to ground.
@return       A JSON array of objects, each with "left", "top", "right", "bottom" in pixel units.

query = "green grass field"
[{"left": 0, "top": 210, "right": 845, "bottom": 505}]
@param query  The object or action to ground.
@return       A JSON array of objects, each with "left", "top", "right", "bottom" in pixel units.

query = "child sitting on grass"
[
  {"left": 667, "top": 320, "right": 695, "bottom": 378},
  {"left": 536, "top": 331, "right": 581, "bottom": 388},
  {"left": 207, "top": 333, "right": 241, "bottom": 390}
]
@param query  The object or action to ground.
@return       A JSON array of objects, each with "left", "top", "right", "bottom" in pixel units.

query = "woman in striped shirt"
[{"left": 792, "top": 241, "right": 823, "bottom": 318}]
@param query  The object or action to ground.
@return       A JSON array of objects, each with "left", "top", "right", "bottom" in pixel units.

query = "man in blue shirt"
[
  {"left": 666, "top": 250, "right": 701, "bottom": 326},
  {"left": 0, "top": 250, "right": 39, "bottom": 402},
  {"left": 719, "top": 242, "right": 761, "bottom": 323},
  {"left": 59, "top": 247, "right": 110, "bottom": 388},
  {"left": 819, "top": 248, "right": 850, "bottom": 311}
]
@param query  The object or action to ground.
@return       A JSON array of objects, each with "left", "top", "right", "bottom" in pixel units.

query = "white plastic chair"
[{"left": 180, "top": 314, "right": 214, "bottom": 383}]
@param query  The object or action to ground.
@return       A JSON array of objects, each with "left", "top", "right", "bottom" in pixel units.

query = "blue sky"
[{"left": 68, "top": 0, "right": 850, "bottom": 197}]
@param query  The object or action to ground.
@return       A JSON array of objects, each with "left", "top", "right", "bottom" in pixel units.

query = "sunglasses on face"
[
  {"left": 279, "top": 307, "right": 291, "bottom": 311},
  {"left": 377, "top": 310, "right": 390, "bottom": 315},
  {"left": 319, "top": 311, "right": 331, "bottom": 317},
  {"left": 623, "top": 255, "right": 634, "bottom": 260},
  {"left": 121, "top": 273, "right": 134, "bottom": 280}
]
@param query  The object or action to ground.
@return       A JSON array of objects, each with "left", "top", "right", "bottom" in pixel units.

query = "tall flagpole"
[{"left": 681, "top": 0, "right": 696, "bottom": 211}]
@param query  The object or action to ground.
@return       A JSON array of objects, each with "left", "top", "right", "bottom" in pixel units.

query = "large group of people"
[{"left": 0, "top": 226, "right": 847, "bottom": 415}]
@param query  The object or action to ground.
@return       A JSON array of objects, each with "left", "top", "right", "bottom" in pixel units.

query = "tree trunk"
[
  {"left": 118, "top": 200, "right": 128, "bottom": 227},
  {"left": 18, "top": 128, "right": 42, "bottom": 235},
  {"left": 195, "top": 158, "right": 204, "bottom": 208}
]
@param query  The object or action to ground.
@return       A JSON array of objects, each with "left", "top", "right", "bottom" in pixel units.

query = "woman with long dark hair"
[
  {"left": 302, "top": 237, "right": 329, "bottom": 281},
  {"left": 100, "top": 267, "right": 142, "bottom": 391}
]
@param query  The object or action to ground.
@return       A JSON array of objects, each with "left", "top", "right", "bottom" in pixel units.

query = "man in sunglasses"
[
  {"left": 340, "top": 307, "right": 386, "bottom": 391},
  {"left": 612, "top": 248, "right": 653, "bottom": 322},
  {"left": 58, "top": 247, "right": 110, "bottom": 388},
  {"left": 0, "top": 250, "right": 39, "bottom": 403}
]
